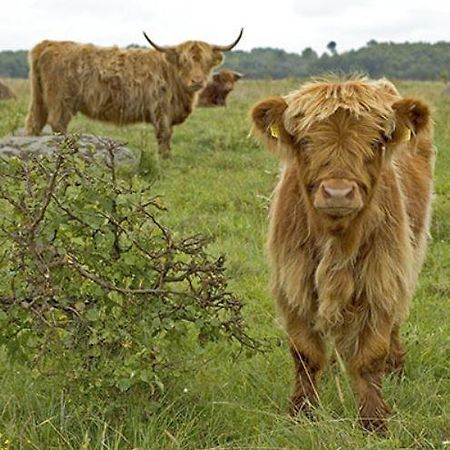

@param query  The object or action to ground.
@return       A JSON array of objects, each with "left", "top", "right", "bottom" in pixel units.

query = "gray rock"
[
  {"left": 0, "top": 132, "right": 140, "bottom": 168},
  {"left": 13, "top": 125, "right": 53, "bottom": 136}
]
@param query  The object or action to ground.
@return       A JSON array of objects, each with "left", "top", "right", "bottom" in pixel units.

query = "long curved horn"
[
  {"left": 143, "top": 32, "right": 174, "bottom": 52},
  {"left": 213, "top": 28, "right": 244, "bottom": 52}
]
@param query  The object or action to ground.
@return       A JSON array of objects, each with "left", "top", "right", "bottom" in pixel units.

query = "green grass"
[{"left": 0, "top": 78, "right": 449, "bottom": 449}]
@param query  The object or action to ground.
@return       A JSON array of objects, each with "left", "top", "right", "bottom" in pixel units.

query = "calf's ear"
[
  {"left": 250, "top": 96, "right": 292, "bottom": 151},
  {"left": 391, "top": 98, "right": 431, "bottom": 144}
]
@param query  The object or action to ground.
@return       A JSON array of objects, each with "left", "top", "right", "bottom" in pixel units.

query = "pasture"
[{"left": 0, "top": 78, "right": 449, "bottom": 449}]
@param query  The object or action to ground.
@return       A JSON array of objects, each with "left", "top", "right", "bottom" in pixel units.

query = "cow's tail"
[{"left": 25, "top": 44, "right": 48, "bottom": 135}]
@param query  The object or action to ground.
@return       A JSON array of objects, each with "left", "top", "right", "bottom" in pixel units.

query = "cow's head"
[
  {"left": 143, "top": 30, "right": 243, "bottom": 92},
  {"left": 213, "top": 70, "right": 243, "bottom": 92},
  {"left": 251, "top": 78, "right": 431, "bottom": 226}
]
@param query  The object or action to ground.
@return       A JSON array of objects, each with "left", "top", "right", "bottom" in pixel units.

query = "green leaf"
[
  {"left": 116, "top": 377, "right": 132, "bottom": 392},
  {"left": 86, "top": 308, "right": 99, "bottom": 322}
]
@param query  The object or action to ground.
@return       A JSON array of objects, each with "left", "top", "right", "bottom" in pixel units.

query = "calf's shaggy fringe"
[{"left": 251, "top": 77, "right": 435, "bottom": 433}]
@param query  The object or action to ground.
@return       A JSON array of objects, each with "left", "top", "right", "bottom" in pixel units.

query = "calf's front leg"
[
  {"left": 340, "top": 319, "right": 392, "bottom": 433},
  {"left": 285, "top": 314, "right": 326, "bottom": 416}
]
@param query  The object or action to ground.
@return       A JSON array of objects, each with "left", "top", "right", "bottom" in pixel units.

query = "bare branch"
[{"left": 29, "top": 153, "right": 64, "bottom": 234}]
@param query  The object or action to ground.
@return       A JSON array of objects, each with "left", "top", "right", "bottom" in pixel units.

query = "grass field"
[{"left": 0, "top": 77, "right": 449, "bottom": 449}]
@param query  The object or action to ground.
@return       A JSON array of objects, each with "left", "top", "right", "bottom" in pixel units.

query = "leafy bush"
[{"left": 0, "top": 136, "right": 260, "bottom": 396}]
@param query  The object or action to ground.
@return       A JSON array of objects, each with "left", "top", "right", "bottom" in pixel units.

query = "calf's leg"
[
  {"left": 285, "top": 314, "right": 326, "bottom": 416},
  {"left": 386, "top": 324, "right": 406, "bottom": 376},
  {"left": 340, "top": 320, "right": 392, "bottom": 433}
]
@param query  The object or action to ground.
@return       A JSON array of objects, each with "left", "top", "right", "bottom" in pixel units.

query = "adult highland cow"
[
  {"left": 251, "top": 78, "right": 434, "bottom": 433},
  {"left": 25, "top": 30, "right": 243, "bottom": 157},
  {"left": 197, "top": 69, "right": 243, "bottom": 106}
]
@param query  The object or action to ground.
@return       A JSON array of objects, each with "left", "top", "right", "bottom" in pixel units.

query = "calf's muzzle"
[{"left": 313, "top": 178, "right": 363, "bottom": 216}]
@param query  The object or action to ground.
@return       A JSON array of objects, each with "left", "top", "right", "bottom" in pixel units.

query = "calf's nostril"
[
  {"left": 323, "top": 186, "right": 353, "bottom": 198},
  {"left": 345, "top": 186, "right": 355, "bottom": 199},
  {"left": 321, "top": 185, "right": 332, "bottom": 198}
]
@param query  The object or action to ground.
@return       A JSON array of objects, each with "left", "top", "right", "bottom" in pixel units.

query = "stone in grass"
[{"left": 0, "top": 131, "right": 140, "bottom": 169}]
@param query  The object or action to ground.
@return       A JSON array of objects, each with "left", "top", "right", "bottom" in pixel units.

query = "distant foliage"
[
  {"left": 224, "top": 48, "right": 310, "bottom": 79},
  {"left": 309, "top": 41, "right": 450, "bottom": 81},
  {"left": 223, "top": 41, "right": 450, "bottom": 80},
  {"left": 0, "top": 138, "right": 260, "bottom": 396},
  {"left": 3, "top": 41, "right": 450, "bottom": 80},
  {"left": 0, "top": 50, "right": 28, "bottom": 78}
]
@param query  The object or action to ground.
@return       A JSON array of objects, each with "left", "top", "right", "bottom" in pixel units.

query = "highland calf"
[
  {"left": 251, "top": 78, "right": 434, "bottom": 432},
  {"left": 197, "top": 69, "right": 243, "bottom": 106},
  {"left": 25, "top": 30, "right": 243, "bottom": 157}
]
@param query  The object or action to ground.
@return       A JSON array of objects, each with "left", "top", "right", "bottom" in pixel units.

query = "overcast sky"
[{"left": 2, "top": 0, "right": 450, "bottom": 54}]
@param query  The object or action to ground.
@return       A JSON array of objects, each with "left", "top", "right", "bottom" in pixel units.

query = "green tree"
[{"left": 327, "top": 41, "right": 338, "bottom": 56}]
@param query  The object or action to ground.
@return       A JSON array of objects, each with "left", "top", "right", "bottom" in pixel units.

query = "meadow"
[{"left": 0, "top": 77, "right": 449, "bottom": 449}]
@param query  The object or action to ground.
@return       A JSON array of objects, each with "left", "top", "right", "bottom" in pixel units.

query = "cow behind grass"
[
  {"left": 197, "top": 69, "right": 243, "bottom": 107},
  {"left": 25, "top": 30, "right": 243, "bottom": 158},
  {"left": 251, "top": 77, "right": 435, "bottom": 433}
]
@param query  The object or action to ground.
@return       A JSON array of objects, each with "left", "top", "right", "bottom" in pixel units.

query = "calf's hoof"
[
  {"left": 359, "top": 401, "right": 391, "bottom": 435},
  {"left": 289, "top": 393, "right": 316, "bottom": 418},
  {"left": 386, "top": 353, "right": 406, "bottom": 378}
]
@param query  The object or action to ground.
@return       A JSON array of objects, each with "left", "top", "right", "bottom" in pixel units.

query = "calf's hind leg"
[{"left": 386, "top": 324, "right": 406, "bottom": 376}]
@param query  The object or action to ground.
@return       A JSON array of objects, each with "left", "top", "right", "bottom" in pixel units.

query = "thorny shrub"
[{"left": 0, "top": 136, "right": 261, "bottom": 396}]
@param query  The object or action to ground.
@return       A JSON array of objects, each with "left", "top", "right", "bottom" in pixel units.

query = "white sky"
[{"left": 2, "top": 0, "right": 450, "bottom": 54}]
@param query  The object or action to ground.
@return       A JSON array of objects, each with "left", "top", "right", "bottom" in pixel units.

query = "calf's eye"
[{"left": 297, "top": 137, "right": 311, "bottom": 147}]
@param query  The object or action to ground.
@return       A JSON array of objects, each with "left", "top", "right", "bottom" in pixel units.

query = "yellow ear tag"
[
  {"left": 270, "top": 124, "right": 280, "bottom": 139},
  {"left": 399, "top": 128, "right": 412, "bottom": 142},
  {"left": 405, "top": 129, "right": 412, "bottom": 141}
]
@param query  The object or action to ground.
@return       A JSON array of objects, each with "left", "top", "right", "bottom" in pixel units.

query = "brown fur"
[
  {"left": 25, "top": 38, "right": 226, "bottom": 157},
  {"left": 0, "top": 79, "right": 15, "bottom": 100},
  {"left": 197, "top": 69, "right": 242, "bottom": 106},
  {"left": 251, "top": 77, "right": 434, "bottom": 433}
]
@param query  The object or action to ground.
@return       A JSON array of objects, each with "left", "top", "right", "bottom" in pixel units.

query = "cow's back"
[{"left": 30, "top": 40, "right": 166, "bottom": 124}]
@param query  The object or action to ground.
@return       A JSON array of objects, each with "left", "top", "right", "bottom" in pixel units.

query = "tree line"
[
  {"left": 1, "top": 41, "right": 449, "bottom": 81},
  {"left": 223, "top": 41, "right": 450, "bottom": 81},
  {"left": 0, "top": 50, "right": 28, "bottom": 78}
]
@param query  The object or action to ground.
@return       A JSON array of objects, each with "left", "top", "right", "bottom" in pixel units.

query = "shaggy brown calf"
[
  {"left": 197, "top": 69, "right": 243, "bottom": 106},
  {"left": 251, "top": 78, "right": 434, "bottom": 432},
  {"left": 25, "top": 30, "right": 243, "bottom": 157}
]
